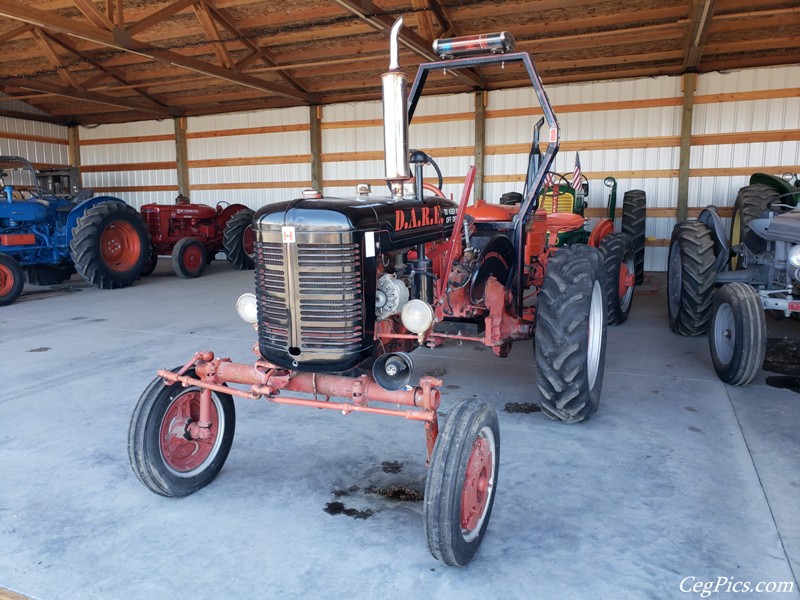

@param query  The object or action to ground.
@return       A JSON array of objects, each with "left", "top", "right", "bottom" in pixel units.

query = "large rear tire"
[
  {"left": 667, "top": 221, "right": 716, "bottom": 336},
  {"left": 128, "top": 368, "right": 236, "bottom": 497},
  {"left": 535, "top": 244, "right": 608, "bottom": 423},
  {"left": 424, "top": 400, "right": 499, "bottom": 567},
  {"left": 598, "top": 232, "right": 635, "bottom": 325},
  {"left": 0, "top": 254, "right": 24, "bottom": 307},
  {"left": 709, "top": 283, "right": 766, "bottom": 386},
  {"left": 730, "top": 184, "right": 780, "bottom": 267},
  {"left": 223, "top": 209, "right": 255, "bottom": 270},
  {"left": 70, "top": 201, "right": 150, "bottom": 289},
  {"left": 621, "top": 189, "right": 646, "bottom": 284}
]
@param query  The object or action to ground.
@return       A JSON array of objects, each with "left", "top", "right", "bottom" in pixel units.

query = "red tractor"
[
  {"left": 128, "top": 21, "right": 609, "bottom": 566},
  {"left": 139, "top": 197, "right": 254, "bottom": 278}
]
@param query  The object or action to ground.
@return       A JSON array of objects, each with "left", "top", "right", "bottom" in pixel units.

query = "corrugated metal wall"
[
  {"left": 0, "top": 117, "right": 68, "bottom": 166},
  {"left": 80, "top": 119, "right": 176, "bottom": 209},
  {"left": 10, "top": 63, "right": 789, "bottom": 271}
]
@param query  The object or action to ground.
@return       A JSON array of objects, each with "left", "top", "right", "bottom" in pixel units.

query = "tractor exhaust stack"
[{"left": 382, "top": 17, "right": 410, "bottom": 199}]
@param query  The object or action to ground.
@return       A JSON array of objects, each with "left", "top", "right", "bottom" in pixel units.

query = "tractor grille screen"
[{"left": 254, "top": 233, "right": 364, "bottom": 365}]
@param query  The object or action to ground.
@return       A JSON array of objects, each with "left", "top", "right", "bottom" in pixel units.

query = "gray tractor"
[{"left": 667, "top": 172, "right": 800, "bottom": 385}]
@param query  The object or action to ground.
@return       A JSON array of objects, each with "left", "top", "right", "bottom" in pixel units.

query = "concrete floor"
[{"left": 1, "top": 265, "right": 798, "bottom": 600}]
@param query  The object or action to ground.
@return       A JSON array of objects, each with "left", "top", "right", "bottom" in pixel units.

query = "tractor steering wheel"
[{"left": 410, "top": 149, "right": 444, "bottom": 192}]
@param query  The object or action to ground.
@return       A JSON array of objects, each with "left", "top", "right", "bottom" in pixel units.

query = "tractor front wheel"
[
  {"left": 70, "top": 202, "right": 150, "bottom": 289},
  {"left": 621, "top": 190, "right": 647, "bottom": 284},
  {"left": 535, "top": 244, "right": 608, "bottom": 423},
  {"left": 667, "top": 221, "right": 716, "bottom": 336},
  {"left": 223, "top": 209, "right": 255, "bottom": 270},
  {"left": 0, "top": 254, "right": 24, "bottom": 307},
  {"left": 128, "top": 368, "right": 236, "bottom": 497},
  {"left": 709, "top": 283, "right": 766, "bottom": 386},
  {"left": 598, "top": 232, "right": 635, "bottom": 325},
  {"left": 172, "top": 238, "right": 207, "bottom": 279},
  {"left": 424, "top": 399, "right": 499, "bottom": 567}
]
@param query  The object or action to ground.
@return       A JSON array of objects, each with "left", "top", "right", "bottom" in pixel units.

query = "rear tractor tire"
[
  {"left": 598, "top": 232, "right": 635, "bottom": 325},
  {"left": 70, "top": 201, "right": 150, "bottom": 289},
  {"left": 128, "top": 368, "right": 236, "bottom": 497},
  {"left": 535, "top": 244, "right": 608, "bottom": 423},
  {"left": 709, "top": 283, "right": 766, "bottom": 386},
  {"left": 223, "top": 209, "right": 255, "bottom": 270},
  {"left": 730, "top": 184, "right": 780, "bottom": 267},
  {"left": 0, "top": 254, "right": 24, "bottom": 307},
  {"left": 667, "top": 221, "right": 716, "bottom": 336},
  {"left": 621, "top": 189, "right": 646, "bottom": 284},
  {"left": 424, "top": 399, "right": 499, "bottom": 567},
  {"left": 172, "top": 237, "right": 207, "bottom": 279}
]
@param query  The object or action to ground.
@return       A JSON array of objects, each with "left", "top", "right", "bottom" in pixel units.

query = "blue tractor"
[{"left": 0, "top": 156, "right": 151, "bottom": 306}]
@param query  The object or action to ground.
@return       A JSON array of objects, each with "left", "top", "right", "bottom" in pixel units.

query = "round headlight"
[
  {"left": 789, "top": 245, "right": 800, "bottom": 268},
  {"left": 235, "top": 293, "right": 258, "bottom": 324},
  {"left": 401, "top": 299, "right": 434, "bottom": 334}
]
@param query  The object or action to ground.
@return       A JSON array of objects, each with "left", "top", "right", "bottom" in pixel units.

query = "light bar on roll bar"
[{"left": 433, "top": 32, "right": 516, "bottom": 59}]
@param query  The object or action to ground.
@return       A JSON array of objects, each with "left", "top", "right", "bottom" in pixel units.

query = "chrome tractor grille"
[{"left": 255, "top": 229, "right": 364, "bottom": 368}]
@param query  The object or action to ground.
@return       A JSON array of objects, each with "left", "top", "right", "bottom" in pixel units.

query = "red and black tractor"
[
  {"left": 128, "top": 20, "right": 609, "bottom": 567},
  {"left": 139, "top": 197, "right": 254, "bottom": 278}
]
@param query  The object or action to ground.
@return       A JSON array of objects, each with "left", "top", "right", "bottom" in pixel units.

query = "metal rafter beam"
[
  {"left": 331, "top": 0, "right": 485, "bottom": 89},
  {"left": 193, "top": 1, "right": 234, "bottom": 69},
  {"left": 685, "top": 0, "right": 716, "bottom": 69},
  {"left": 0, "top": 0, "right": 314, "bottom": 103},
  {"left": 206, "top": 4, "right": 308, "bottom": 94},
  {"left": 0, "top": 77, "right": 180, "bottom": 116},
  {"left": 31, "top": 27, "right": 80, "bottom": 88}
]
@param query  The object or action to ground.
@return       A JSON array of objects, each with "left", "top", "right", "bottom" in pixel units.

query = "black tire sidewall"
[
  {"left": 172, "top": 238, "right": 207, "bottom": 278},
  {"left": 131, "top": 369, "right": 236, "bottom": 497},
  {"left": 223, "top": 209, "right": 255, "bottom": 270},
  {"left": 425, "top": 400, "right": 500, "bottom": 567},
  {"left": 709, "top": 283, "right": 766, "bottom": 385}
]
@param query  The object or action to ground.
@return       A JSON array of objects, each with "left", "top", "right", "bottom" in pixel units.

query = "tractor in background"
[
  {"left": 467, "top": 136, "right": 646, "bottom": 325},
  {"left": 668, "top": 171, "right": 800, "bottom": 385},
  {"left": 0, "top": 156, "right": 150, "bottom": 306},
  {"left": 139, "top": 197, "right": 254, "bottom": 279}
]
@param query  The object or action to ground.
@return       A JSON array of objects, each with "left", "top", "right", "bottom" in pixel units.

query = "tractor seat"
[{"left": 545, "top": 211, "right": 585, "bottom": 233}]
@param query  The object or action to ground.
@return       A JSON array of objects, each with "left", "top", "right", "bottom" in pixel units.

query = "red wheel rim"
[
  {"left": 588, "top": 220, "right": 614, "bottom": 247},
  {"left": 159, "top": 390, "right": 220, "bottom": 474},
  {"left": 182, "top": 244, "right": 204, "bottom": 272},
  {"left": 100, "top": 220, "right": 141, "bottom": 272},
  {"left": 243, "top": 226, "right": 255, "bottom": 257},
  {"left": 618, "top": 261, "right": 631, "bottom": 299},
  {"left": 461, "top": 429, "right": 495, "bottom": 541},
  {"left": 0, "top": 264, "right": 14, "bottom": 296}
]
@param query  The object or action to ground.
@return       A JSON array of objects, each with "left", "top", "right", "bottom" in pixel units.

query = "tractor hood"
[
  {"left": 254, "top": 194, "right": 458, "bottom": 251},
  {"left": 750, "top": 210, "right": 800, "bottom": 243}
]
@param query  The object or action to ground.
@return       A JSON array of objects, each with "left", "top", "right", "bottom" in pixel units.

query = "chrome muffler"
[{"left": 382, "top": 17, "right": 410, "bottom": 199}]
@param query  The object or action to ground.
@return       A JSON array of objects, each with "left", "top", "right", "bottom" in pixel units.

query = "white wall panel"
[
  {"left": 0, "top": 116, "right": 68, "bottom": 165},
  {"left": 79, "top": 120, "right": 173, "bottom": 140},
  {"left": 188, "top": 106, "right": 308, "bottom": 132}
]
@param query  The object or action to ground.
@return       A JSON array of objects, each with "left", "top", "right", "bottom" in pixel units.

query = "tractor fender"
[
  {"left": 66, "top": 196, "right": 127, "bottom": 244},
  {"left": 698, "top": 207, "right": 729, "bottom": 272},
  {"left": 215, "top": 203, "right": 251, "bottom": 229}
]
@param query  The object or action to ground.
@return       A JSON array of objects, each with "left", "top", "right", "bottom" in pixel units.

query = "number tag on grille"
[
  {"left": 281, "top": 226, "right": 296, "bottom": 244},
  {"left": 365, "top": 231, "right": 375, "bottom": 257}
]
